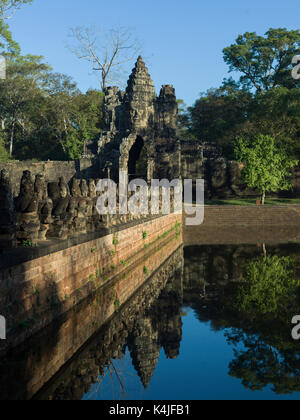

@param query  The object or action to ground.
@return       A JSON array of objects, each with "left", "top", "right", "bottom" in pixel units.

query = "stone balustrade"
[{"left": 0, "top": 169, "right": 178, "bottom": 249}]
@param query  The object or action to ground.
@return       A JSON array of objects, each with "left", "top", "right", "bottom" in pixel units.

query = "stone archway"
[{"left": 128, "top": 136, "right": 148, "bottom": 181}]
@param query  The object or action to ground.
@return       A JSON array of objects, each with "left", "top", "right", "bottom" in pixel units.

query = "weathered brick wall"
[
  {"left": 0, "top": 212, "right": 182, "bottom": 355},
  {"left": 0, "top": 240, "right": 183, "bottom": 400}
]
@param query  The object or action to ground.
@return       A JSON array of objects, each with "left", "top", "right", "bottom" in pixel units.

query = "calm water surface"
[
  {"left": 81, "top": 244, "right": 300, "bottom": 401},
  {"left": 2, "top": 242, "right": 300, "bottom": 400},
  {"left": 84, "top": 310, "right": 300, "bottom": 400}
]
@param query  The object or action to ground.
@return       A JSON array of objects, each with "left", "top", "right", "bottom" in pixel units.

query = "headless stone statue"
[
  {"left": 16, "top": 171, "right": 40, "bottom": 242},
  {"left": 35, "top": 174, "right": 47, "bottom": 202},
  {"left": 48, "top": 181, "right": 60, "bottom": 207},
  {"left": 88, "top": 179, "right": 97, "bottom": 199},
  {"left": 35, "top": 174, "right": 51, "bottom": 240},
  {"left": 71, "top": 178, "right": 81, "bottom": 197},
  {"left": 80, "top": 179, "right": 89, "bottom": 198},
  {"left": 16, "top": 170, "right": 38, "bottom": 213}
]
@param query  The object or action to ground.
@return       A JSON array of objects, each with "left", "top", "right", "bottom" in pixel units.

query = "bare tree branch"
[{"left": 68, "top": 25, "right": 141, "bottom": 91}]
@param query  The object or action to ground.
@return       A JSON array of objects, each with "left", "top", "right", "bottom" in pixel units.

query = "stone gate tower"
[{"left": 87, "top": 57, "right": 181, "bottom": 182}]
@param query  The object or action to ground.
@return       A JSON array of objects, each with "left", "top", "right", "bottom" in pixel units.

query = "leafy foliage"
[
  {"left": 226, "top": 329, "right": 300, "bottom": 394},
  {"left": 234, "top": 134, "right": 298, "bottom": 202},
  {"left": 223, "top": 28, "right": 300, "bottom": 92},
  {"left": 0, "top": 0, "right": 33, "bottom": 20},
  {"left": 186, "top": 83, "right": 252, "bottom": 157},
  {"left": 0, "top": 20, "right": 20, "bottom": 55},
  {"left": 0, "top": 133, "right": 8, "bottom": 160},
  {"left": 180, "top": 28, "right": 300, "bottom": 162},
  {"left": 0, "top": 55, "right": 104, "bottom": 160}
]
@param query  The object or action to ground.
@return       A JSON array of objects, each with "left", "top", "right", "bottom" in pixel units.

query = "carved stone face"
[{"left": 60, "top": 186, "right": 67, "bottom": 199}]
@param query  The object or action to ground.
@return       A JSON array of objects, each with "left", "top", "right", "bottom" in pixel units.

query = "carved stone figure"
[{"left": 16, "top": 171, "right": 40, "bottom": 242}]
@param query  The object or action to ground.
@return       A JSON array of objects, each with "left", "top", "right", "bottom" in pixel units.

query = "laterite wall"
[{"left": 0, "top": 212, "right": 182, "bottom": 354}]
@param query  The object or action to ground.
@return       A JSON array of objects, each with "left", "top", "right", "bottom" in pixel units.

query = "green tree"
[
  {"left": 73, "top": 90, "right": 104, "bottom": 143},
  {"left": 0, "top": 60, "right": 104, "bottom": 161},
  {"left": 234, "top": 134, "right": 298, "bottom": 204},
  {"left": 187, "top": 83, "right": 252, "bottom": 157},
  {"left": 0, "top": 21, "right": 20, "bottom": 55},
  {"left": 40, "top": 76, "right": 104, "bottom": 160},
  {"left": 0, "top": 1, "right": 33, "bottom": 55},
  {"left": 0, "top": 0, "right": 33, "bottom": 20},
  {"left": 0, "top": 133, "right": 8, "bottom": 160},
  {"left": 177, "top": 99, "right": 190, "bottom": 140},
  {"left": 0, "top": 54, "right": 51, "bottom": 156},
  {"left": 244, "top": 87, "right": 300, "bottom": 159},
  {"left": 223, "top": 28, "right": 300, "bottom": 92}
]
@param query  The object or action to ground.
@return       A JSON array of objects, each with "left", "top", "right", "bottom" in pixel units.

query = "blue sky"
[{"left": 8, "top": 0, "right": 300, "bottom": 105}]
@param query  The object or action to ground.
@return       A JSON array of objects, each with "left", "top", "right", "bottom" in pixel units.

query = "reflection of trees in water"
[
  {"left": 226, "top": 252, "right": 300, "bottom": 394},
  {"left": 225, "top": 329, "right": 300, "bottom": 395},
  {"left": 236, "top": 253, "right": 299, "bottom": 316},
  {"left": 84, "top": 356, "right": 136, "bottom": 401},
  {"left": 184, "top": 245, "right": 300, "bottom": 395}
]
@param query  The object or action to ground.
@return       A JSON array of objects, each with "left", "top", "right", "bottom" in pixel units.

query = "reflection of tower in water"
[
  {"left": 128, "top": 316, "right": 161, "bottom": 388},
  {"left": 128, "top": 261, "right": 184, "bottom": 388}
]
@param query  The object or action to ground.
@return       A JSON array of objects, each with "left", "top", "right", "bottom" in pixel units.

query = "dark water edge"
[{"left": 1, "top": 242, "right": 300, "bottom": 400}]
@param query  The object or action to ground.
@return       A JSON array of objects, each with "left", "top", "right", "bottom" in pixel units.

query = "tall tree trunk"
[
  {"left": 9, "top": 120, "right": 16, "bottom": 157},
  {"left": 102, "top": 70, "right": 106, "bottom": 92},
  {"left": 261, "top": 190, "right": 266, "bottom": 206}
]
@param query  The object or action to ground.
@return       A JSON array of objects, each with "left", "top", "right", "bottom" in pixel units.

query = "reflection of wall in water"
[
  {"left": 183, "top": 244, "right": 300, "bottom": 301},
  {"left": 0, "top": 245, "right": 183, "bottom": 401}
]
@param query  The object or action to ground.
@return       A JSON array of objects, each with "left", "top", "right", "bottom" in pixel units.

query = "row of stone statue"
[{"left": 0, "top": 169, "right": 160, "bottom": 249}]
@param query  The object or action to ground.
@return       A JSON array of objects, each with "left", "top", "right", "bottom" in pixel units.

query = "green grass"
[{"left": 205, "top": 198, "right": 300, "bottom": 206}]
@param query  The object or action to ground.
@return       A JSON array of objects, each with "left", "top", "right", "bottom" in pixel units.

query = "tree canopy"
[
  {"left": 181, "top": 28, "right": 300, "bottom": 163},
  {"left": 223, "top": 28, "right": 300, "bottom": 92},
  {"left": 234, "top": 135, "right": 298, "bottom": 204},
  {"left": 0, "top": 55, "right": 104, "bottom": 161},
  {"left": 0, "top": 0, "right": 32, "bottom": 20}
]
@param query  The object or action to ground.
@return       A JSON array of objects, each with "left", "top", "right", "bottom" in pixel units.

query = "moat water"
[{"left": 1, "top": 240, "right": 300, "bottom": 400}]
